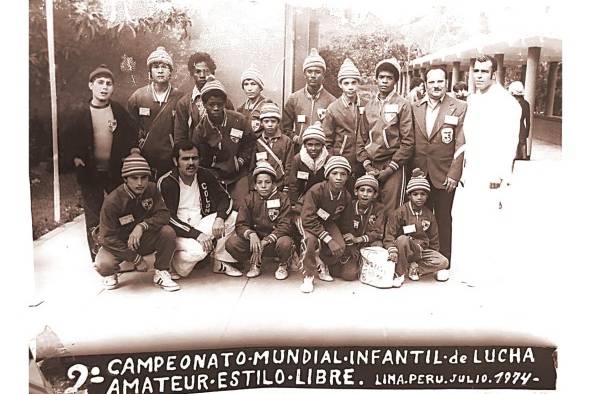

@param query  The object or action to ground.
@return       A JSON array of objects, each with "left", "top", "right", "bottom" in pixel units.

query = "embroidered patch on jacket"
[
  {"left": 368, "top": 214, "right": 377, "bottom": 226},
  {"left": 108, "top": 119, "right": 118, "bottom": 133},
  {"left": 268, "top": 208, "right": 279, "bottom": 222},
  {"left": 141, "top": 198, "right": 153, "bottom": 211},
  {"left": 441, "top": 127, "right": 454, "bottom": 144},
  {"left": 317, "top": 108, "right": 327, "bottom": 120},
  {"left": 334, "top": 205, "right": 345, "bottom": 215},
  {"left": 421, "top": 219, "right": 431, "bottom": 232}
]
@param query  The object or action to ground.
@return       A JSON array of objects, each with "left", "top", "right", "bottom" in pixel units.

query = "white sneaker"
[
  {"left": 435, "top": 269, "right": 450, "bottom": 282},
  {"left": 153, "top": 270, "right": 180, "bottom": 292},
  {"left": 300, "top": 276, "right": 314, "bottom": 293},
  {"left": 246, "top": 263, "right": 261, "bottom": 278},
  {"left": 316, "top": 257, "right": 334, "bottom": 282},
  {"left": 409, "top": 263, "right": 420, "bottom": 281},
  {"left": 103, "top": 274, "right": 118, "bottom": 290},
  {"left": 213, "top": 260, "right": 243, "bottom": 277},
  {"left": 275, "top": 263, "right": 289, "bottom": 280},
  {"left": 169, "top": 270, "right": 181, "bottom": 280},
  {"left": 392, "top": 274, "right": 405, "bottom": 288}
]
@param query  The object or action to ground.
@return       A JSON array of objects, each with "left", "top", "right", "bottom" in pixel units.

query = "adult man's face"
[
  {"left": 304, "top": 66, "right": 325, "bottom": 89},
  {"left": 192, "top": 61, "right": 212, "bottom": 89},
  {"left": 473, "top": 60, "right": 494, "bottom": 92},
  {"left": 88, "top": 77, "right": 114, "bottom": 103},
  {"left": 150, "top": 62, "right": 172, "bottom": 84},
  {"left": 426, "top": 69, "right": 446, "bottom": 100},
  {"left": 174, "top": 147, "right": 199, "bottom": 179},
  {"left": 377, "top": 70, "right": 396, "bottom": 95},
  {"left": 204, "top": 95, "right": 226, "bottom": 123}
]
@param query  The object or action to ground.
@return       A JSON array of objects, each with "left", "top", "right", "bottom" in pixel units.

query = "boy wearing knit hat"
[
  {"left": 282, "top": 48, "right": 336, "bottom": 146},
  {"left": 225, "top": 161, "right": 294, "bottom": 280},
  {"left": 237, "top": 64, "right": 273, "bottom": 135},
  {"left": 250, "top": 101, "right": 294, "bottom": 192},
  {"left": 298, "top": 156, "right": 354, "bottom": 293},
  {"left": 63, "top": 64, "right": 138, "bottom": 262},
  {"left": 357, "top": 57, "right": 414, "bottom": 219},
  {"left": 192, "top": 76, "right": 255, "bottom": 204},
  {"left": 128, "top": 46, "right": 185, "bottom": 179},
  {"left": 323, "top": 58, "right": 367, "bottom": 187},
  {"left": 94, "top": 152, "right": 180, "bottom": 291},
  {"left": 383, "top": 168, "right": 449, "bottom": 288}
]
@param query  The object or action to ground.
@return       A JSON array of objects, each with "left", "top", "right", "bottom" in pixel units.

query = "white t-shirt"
[{"left": 177, "top": 175, "right": 202, "bottom": 227}]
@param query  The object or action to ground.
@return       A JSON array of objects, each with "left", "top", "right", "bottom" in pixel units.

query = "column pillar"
[
  {"left": 495, "top": 53, "right": 505, "bottom": 86},
  {"left": 524, "top": 47, "right": 541, "bottom": 157},
  {"left": 451, "top": 61, "right": 460, "bottom": 89},
  {"left": 545, "top": 61, "right": 559, "bottom": 117},
  {"left": 468, "top": 58, "right": 475, "bottom": 94}
]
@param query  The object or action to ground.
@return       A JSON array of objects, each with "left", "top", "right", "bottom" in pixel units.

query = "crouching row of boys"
[{"left": 93, "top": 145, "right": 448, "bottom": 293}]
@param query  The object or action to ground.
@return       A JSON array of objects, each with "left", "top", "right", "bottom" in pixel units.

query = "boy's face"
[
  {"left": 377, "top": 70, "right": 396, "bottom": 95},
  {"left": 327, "top": 168, "right": 348, "bottom": 191},
  {"left": 409, "top": 189, "right": 428, "bottom": 208},
  {"left": 204, "top": 95, "right": 226, "bottom": 123},
  {"left": 304, "top": 66, "right": 325, "bottom": 89},
  {"left": 254, "top": 173, "right": 274, "bottom": 197},
  {"left": 261, "top": 117, "right": 279, "bottom": 135},
  {"left": 304, "top": 139, "right": 323, "bottom": 159},
  {"left": 192, "top": 61, "right": 212, "bottom": 89},
  {"left": 125, "top": 174, "right": 149, "bottom": 196},
  {"left": 339, "top": 77, "right": 359, "bottom": 99},
  {"left": 150, "top": 62, "right": 172, "bottom": 84},
  {"left": 356, "top": 185, "right": 376, "bottom": 205},
  {"left": 242, "top": 79, "right": 262, "bottom": 99},
  {"left": 174, "top": 147, "right": 199, "bottom": 179},
  {"left": 88, "top": 77, "right": 114, "bottom": 103}
]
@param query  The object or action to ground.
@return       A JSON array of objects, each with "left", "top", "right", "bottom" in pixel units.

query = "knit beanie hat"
[
  {"left": 259, "top": 101, "right": 281, "bottom": 120},
  {"left": 121, "top": 151, "right": 151, "bottom": 178},
  {"left": 147, "top": 46, "right": 174, "bottom": 69},
  {"left": 324, "top": 155, "right": 351, "bottom": 178},
  {"left": 200, "top": 75, "right": 227, "bottom": 102},
  {"left": 240, "top": 64, "right": 264, "bottom": 89},
  {"left": 406, "top": 168, "right": 431, "bottom": 194},
  {"left": 508, "top": 80, "right": 525, "bottom": 96},
  {"left": 354, "top": 174, "right": 379, "bottom": 192},
  {"left": 89, "top": 64, "right": 114, "bottom": 82},
  {"left": 302, "top": 48, "right": 326, "bottom": 72},
  {"left": 253, "top": 160, "right": 277, "bottom": 181},
  {"left": 375, "top": 57, "right": 401, "bottom": 81},
  {"left": 337, "top": 58, "right": 361, "bottom": 83},
  {"left": 301, "top": 121, "right": 326, "bottom": 144}
]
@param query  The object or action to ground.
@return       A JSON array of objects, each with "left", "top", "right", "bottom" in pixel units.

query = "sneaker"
[
  {"left": 153, "top": 270, "right": 180, "bottom": 292},
  {"left": 435, "top": 269, "right": 450, "bottom": 282},
  {"left": 408, "top": 263, "right": 420, "bottom": 281},
  {"left": 300, "top": 276, "right": 314, "bottom": 293},
  {"left": 103, "top": 274, "right": 118, "bottom": 290},
  {"left": 169, "top": 269, "right": 181, "bottom": 280},
  {"left": 392, "top": 274, "right": 405, "bottom": 288},
  {"left": 246, "top": 264, "right": 261, "bottom": 278},
  {"left": 316, "top": 257, "right": 334, "bottom": 282},
  {"left": 213, "top": 260, "right": 243, "bottom": 277},
  {"left": 275, "top": 263, "right": 289, "bottom": 280}
]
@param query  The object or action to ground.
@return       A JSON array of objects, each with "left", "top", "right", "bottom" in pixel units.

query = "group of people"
[{"left": 64, "top": 45, "right": 522, "bottom": 293}]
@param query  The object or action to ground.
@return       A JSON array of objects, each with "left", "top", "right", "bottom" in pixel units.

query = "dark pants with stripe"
[
  {"left": 373, "top": 160, "right": 406, "bottom": 221},
  {"left": 426, "top": 181, "right": 456, "bottom": 267},
  {"left": 225, "top": 234, "right": 294, "bottom": 264},
  {"left": 394, "top": 235, "right": 449, "bottom": 277}
]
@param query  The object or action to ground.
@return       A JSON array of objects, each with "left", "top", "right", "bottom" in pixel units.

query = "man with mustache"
[{"left": 410, "top": 66, "right": 467, "bottom": 282}]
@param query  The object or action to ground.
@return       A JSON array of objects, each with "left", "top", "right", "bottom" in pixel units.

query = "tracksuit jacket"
[
  {"left": 349, "top": 200, "right": 385, "bottom": 246},
  {"left": 235, "top": 189, "right": 292, "bottom": 244},
  {"left": 282, "top": 86, "right": 336, "bottom": 140},
  {"left": 287, "top": 150, "right": 329, "bottom": 210},
  {"left": 250, "top": 132, "right": 294, "bottom": 190},
  {"left": 383, "top": 201, "right": 440, "bottom": 254}
]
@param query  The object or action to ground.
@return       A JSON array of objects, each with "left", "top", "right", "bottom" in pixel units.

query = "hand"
[
  {"left": 388, "top": 251, "right": 398, "bottom": 262},
  {"left": 293, "top": 135, "right": 301, "bottom": 145},
  {"left": 127, "top": 224, "right": 144, "bottom": 251},
  {"left": 249, "top": 233, "right": 262, "bottom": 254},
  {"left": 343, "top": 233, "right": 355, "bottom": 245},
  {"left": 443, "top": 177, "right": 458, "bottom": 193},
  {"left": 73, "top": 158, "right": 86, "bottom": 167},
  {"left": 327, "top": 239, "right": 345, "bottom": 257},
  {"left": 353, "top": 236, "right": 365, "bottom": 244},
  {"left": 364, "top": 163, "right": 378, "bottom": 176},
  {"left": 197, "top": 232, "right": 214, "bottom": 253},
  {"left": 261, "top": 238, "right": 271, "bottom": 249},
  {"left": 211, "top": 217, "right": 225, "bottom": 238},
  {"left": 377, "top": 167, "right": 394, "bottom": 183}
]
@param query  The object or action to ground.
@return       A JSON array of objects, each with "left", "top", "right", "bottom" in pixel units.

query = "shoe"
[
  {"left": 392, "top": 274, "right": 405, "bottom": 288},
  {"left": 435, "top": 269, "right": 450, "bottom": 282},
  {"left": 300, "top": 276, "right": 314, "bottom": 293},
  {"left": 246, "top": 262, "right": 261, "bottom": 278},
  {"left": 408, "top": 263, "right": 420, "bottom": 281},
  {"left": 153, "top": 270, "right": 180, "bottom": 292},
  {"left": 316, "top": 257, "right": 334, "bottom": 282},
  {"left": 169, "top": 269, "right": 181, "bottom": 280},
  {"left": 103, "top": 274, "right": 118, "bottom": 290},
  {"left": 275, "top": 262, "right": 289, "bottom": 280},
  {"left": 213, "top": 260, "right": 243, "bottom": 277}
]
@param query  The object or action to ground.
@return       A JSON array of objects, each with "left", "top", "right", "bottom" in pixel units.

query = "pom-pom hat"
[
  {"left": 240, "top": 64, "right": 264, "bottom": 89},
  {"left": 122, "top": 151, "right": 151, "bottom": 178},
  {"left": 302, "top": 48, "right": 326, "bottom": 72},
  {"left": 302, "top": 122, "right": 326, "bottom": 144},
  {"left": 324, "top": 156, "right": 351, "bottom": 178},
  {"left": 354, "top": 174, "right": 379, "bottom": 192},
  {"left": 406, "top": 168, "right": 431, "bottom": 194},
  {"left": 200, "top": 75, "right": 227, "bottom": 102},
  {"left": 147, "top": 46, "right": 174, "bottom": 69},
  {"left": 253, "top": 160, "right": 277, "bottom": 180},
  {"left": 259, "top": 101, "right": 281, "bottom": 120},
  {"left": 338, "top": 58, "right": 361, "bottom": 83}
]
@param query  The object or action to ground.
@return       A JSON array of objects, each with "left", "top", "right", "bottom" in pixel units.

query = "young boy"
[
  {"left": 339, "top": 175, "right": 385, "bottom": 280},
  {"left": 298, "top": 156, "right": 353, "bottom": 293},
  {"left": 94, "top": 152, "right": 180, "bottom": 291},
  {"left": 251, "top": 101, "right": 294, "bottom": 191},
  {"left": 225, "top": 161, "right": 294, "bottom": 280},
  {"left": 383, "top": 168, "right": 449, "bottom": 288},
  {"left": 237, "top": 64, "right": 269, "bottom": 133}
]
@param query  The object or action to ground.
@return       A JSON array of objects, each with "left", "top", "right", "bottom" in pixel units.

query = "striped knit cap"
[
  {"left": 253, "top": 160, "right": 277, "bottom": 181},
  {"left": 406, "top": 168, "right": 431, "bottom": 194},
  {"left": 121, "top": 152, "right": 151, "bottom": 178},
  {"left": 240, "top": 64, "right": 264, "bottom": 89},
  {"left": 302, "top": 121, "right": 326, "bottom": 144},
  {"left": 200, "top": 75, "right": 227, "bottom": 102},
  {"left": 259, "top": 101, "right": 281, "bottom": 120},
  {"left": 147, "top": 46, "right": 174, "bottom": 69},
  {"left": 354, "top": 174, "right": 379, "bottom": 192},
  {"left": 375, "top": 57, "right": 401, "bottom": 81},
  {"left": 324, "top": 155, "right": 351, "bottom": 178},
  {"left": 337, "top": 58, "right": 361, "bottom": 83},
  {"left": 302, "top": 48, "right": 326, "bottom": 72}
]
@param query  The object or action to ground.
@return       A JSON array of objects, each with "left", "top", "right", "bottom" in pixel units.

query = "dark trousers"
[
  {"left": 225, "top": 234, "right": 294, "bottom": 263},
  {"left": 374, "top": 160, "right": 406, "bottom": 221},
  {"left": 394, "top": 235, "right": 449, "bottom": 277},
  {"left": 426, "top": 181, "right": 456, "bottom": 267}
]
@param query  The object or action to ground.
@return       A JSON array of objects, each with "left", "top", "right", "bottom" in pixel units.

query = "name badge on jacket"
[
  {"left": 403, "top": 224, "right": 416, "bottom": 234},
  {"left": 266, "top": 199, "right": 280, "bottom": 209},
  {"left": 139, "top": 107, "right": 150, "bottom": 116},
  {"left": 358, "top": 106, "right": 365, "bottom": 115},
  {"left": 444, "top": 115, "right": 459, "bottom": 125},
  {"left": 297, "top": 114, "right": 306, "bottom": 123},
  {"left": 297, "top": 171, "right": 309, "bottom": 180},
  {"left": 353, "top": 220, "right": 360, "bottom": 229},
  {"left": 317, "top": 208, "right": 330, "bottom": 221},
  {"left": 256, "top": 152, "right": 268, "bottom": 161},
  {"left": 119, "top": 214, "right": 134, "bottom": 226},
  {"left": 230, "top": 128, "right": 244, "bottom": 139},
  {"left": 384, "top": 103, "right": 399, "bottom": 113}
]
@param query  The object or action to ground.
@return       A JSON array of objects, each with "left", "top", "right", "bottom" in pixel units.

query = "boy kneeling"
[
  {"left": 225, "top": 161, "right": 294, "bottom": 279},
  {"left": 384, "top": 168, "right": 449, "bottom": 287}
]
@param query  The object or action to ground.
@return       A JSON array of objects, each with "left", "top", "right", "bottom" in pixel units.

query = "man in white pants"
[{"left": 157, "top": 140, "right": 242, "bottom": 277}]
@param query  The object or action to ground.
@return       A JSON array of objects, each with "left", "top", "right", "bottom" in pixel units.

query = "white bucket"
[{"left": 359, "top": 246, "right": 395, "bottom": 288}]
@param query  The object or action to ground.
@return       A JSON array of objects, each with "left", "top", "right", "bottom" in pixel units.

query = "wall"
[{"left": 532, "top": 115, "right": 562, "bottom": 146}]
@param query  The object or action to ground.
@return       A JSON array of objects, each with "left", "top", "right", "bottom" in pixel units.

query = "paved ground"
[{"left": 29, "top": 139, "right": 562, "bottom": 358}]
